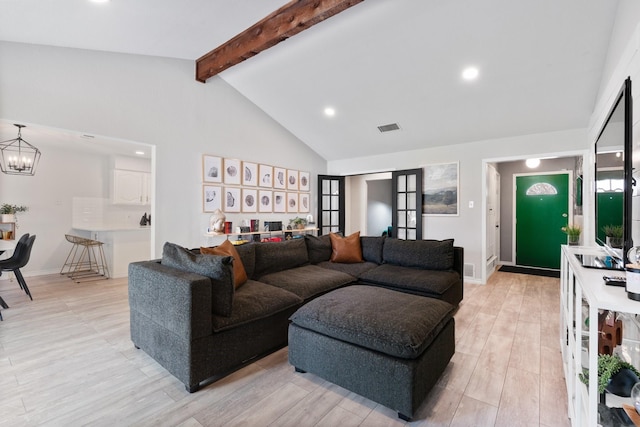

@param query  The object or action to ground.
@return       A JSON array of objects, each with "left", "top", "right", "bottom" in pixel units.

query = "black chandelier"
[{"left": 0, "top": 124, "right": 41, "bottom": 176}]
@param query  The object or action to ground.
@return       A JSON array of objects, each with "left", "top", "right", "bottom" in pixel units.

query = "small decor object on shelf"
[
  {"left": 0, "top": 203, "right": 28, "bottom": 224},
  {"left": 603, "top": 224, "right": 624, "bottom": 248},
  {"left": 579, "top": 353, "right": 640, "bottom": 396},
  {"left": 561, "top": 224, "right": 581, "bottom": 246},
  {"left": 289, "top": 216, "right": 307, "bottom": 230},
  {"left": 209, "top": 209, "right": 226, "bottom": 233}
]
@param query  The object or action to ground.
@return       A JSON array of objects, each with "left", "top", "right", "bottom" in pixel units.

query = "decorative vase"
[
  {"left": 568, "top": 235, "right": 580, "bottom": 246},
  {"left": 0, "top": 214, "right": 15, "bottom": 223},
  {"left": 606, "top": 368, "right": 640, "bottom": 397},
  {"left": 606, "top": 236, "right": 623, "bottom": 249}
]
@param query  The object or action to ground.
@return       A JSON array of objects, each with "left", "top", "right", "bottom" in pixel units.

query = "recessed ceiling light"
[
  {"left": 90, "top": 0, "right": 110, "bottom": 3},
  {"left": 324, "top": 107, "right": 336, "bottom": 117},
  {"left": 462, "top": 66, "right": 479, "bottom": 81},
  {"left": 135, "top": 151, "right": 145, "bottom": 156}
]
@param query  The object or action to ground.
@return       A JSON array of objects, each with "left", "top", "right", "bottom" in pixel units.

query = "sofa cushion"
[
  {"left": 359, "top": 264, "right": 460, "bottom": 297},
  {"left": 317, "top": 260, "right": 378, "bottom": 278},
  {"left": 330, "top": 231, "right": 363, "bottom": 263},
  {"left": 383, "top": 238, "right": 454, "bottom": 270},
  {"left": 161, "top": 242, "right": 234, "bottom": 317},
  {"left": 234, "top": 243, "right": 256, "bottom": 279},
  {"left": 290, "top": 285, "right": 455, "bottom": 359},
  {"left": 200, "top": 240, "right": 248, "bottom": 289},
  {"left": 212, "top": 280, "right": 303, "bottom": 332},
  {"left": 259, "top": 265, "right": 355, "bottom": 300},
  {"left": 361, "top": 236, "right": 385, "bottom": 264},
  {"left": 254, "top": 238, "right": 309, "bottom": 278},
  {"left": 305, "top": 234, "right": 332, "bottom": 264}
]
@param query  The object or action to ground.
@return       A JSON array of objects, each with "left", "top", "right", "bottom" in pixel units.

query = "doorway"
[{"left": 514, "top": 172, "right": 571, "bottom": 269}]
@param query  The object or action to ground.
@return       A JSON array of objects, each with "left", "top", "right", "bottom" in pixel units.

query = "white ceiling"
[{"left": 0, "top": 0, "right": 619, "bottom": 161}]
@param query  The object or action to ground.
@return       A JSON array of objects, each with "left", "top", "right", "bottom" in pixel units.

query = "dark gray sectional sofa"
[{"left": 128, "top": 235, "right": 463, "bottom": 392}]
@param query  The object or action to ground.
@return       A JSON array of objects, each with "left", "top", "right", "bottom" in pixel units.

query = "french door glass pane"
[
  {"left": 407, "top": 229, "right": 417, "bottom": 240},
  {"left": 397, "top": 176, "right": 406, "bottom": 192},
  {"left": 398, "top": 228, "right": 406, "bottom": 239},
  {"left": 331, "top": 195, "right": 340, "bottom": 209},
  {"left": 331, "top": 180, "right": 339, "bottom": 194},
  {"left": 397, "top": 193, "right": 406, "bottom": 209},
  {"left": 322, "top": 180, "right": 331, "bottom": 194},
  {"left": 323, "top": 195, "right": 331, "bottom": 208},
  {"left": 397, "top": 212, "right": 406, "bottom": 227},
  {"left": 408, "top": 175, "right": 416, "bottom": 192},
  {"left": 408, "top": 211, "right": 416, "bottom": 227},
  {"left": 331, "top": 211, "right": 339, "bottom": 225},
  {"left": 322, "top": 211, "right": 331, "bottom": 224},
  {"left": 407, "top": 193, "right": 416, "bottom": 210}
]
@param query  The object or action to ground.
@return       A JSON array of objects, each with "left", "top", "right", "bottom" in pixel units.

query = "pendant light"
[{"left": 0, "top": 124, "right": 41, "bottom": 176}]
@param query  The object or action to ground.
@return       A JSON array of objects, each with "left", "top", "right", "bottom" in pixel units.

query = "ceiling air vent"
[{"left": 377, "top": 123, "right": 400, "bottom": 133}]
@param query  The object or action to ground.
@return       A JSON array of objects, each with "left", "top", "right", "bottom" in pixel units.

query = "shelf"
[{"left": 205, "top": 227, "right": 318, "bottom": 239}]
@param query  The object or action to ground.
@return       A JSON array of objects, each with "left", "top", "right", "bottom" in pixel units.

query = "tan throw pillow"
[
  {"left": 329, "top": 231, "right": 363, "bottom": 263},
  {"left": 201, "top": 240, "right": 248, "bottom": 288}
]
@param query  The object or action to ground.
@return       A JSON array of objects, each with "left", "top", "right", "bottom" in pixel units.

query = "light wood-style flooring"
[{"left": 0, "top": 271, "right": 569, "bottom": 426}]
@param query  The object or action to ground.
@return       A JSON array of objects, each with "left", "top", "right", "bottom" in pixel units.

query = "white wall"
[
  {"left": 329, "top": 129, "right": 588, "bottom": 283},
  {"left": 0, "top": 41, "right": 327, "bottom": 275}
]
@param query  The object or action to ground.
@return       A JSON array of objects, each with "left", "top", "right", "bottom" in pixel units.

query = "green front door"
[{"left": 515, "top": 173, "right": 569, "bottom": 269}]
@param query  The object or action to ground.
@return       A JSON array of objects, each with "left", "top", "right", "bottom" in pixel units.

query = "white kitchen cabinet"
[{"left": 113, "top": 170, "right": 151, "bottom": 205}]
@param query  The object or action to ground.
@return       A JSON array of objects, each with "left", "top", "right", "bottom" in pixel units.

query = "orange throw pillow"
[
  {"left": 329, "top": 231, "right": 363, "bottom": 263},
  {"left": 201, "top": 240, "right": 248, "bottom": 288}
]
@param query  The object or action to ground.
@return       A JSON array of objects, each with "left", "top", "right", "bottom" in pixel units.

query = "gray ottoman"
[{"left": 288, "top": 285, "right": 455, "bottom": 421}]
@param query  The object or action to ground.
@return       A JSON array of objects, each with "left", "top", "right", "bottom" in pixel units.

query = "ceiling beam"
[{"left": 195, "top": 0, "right": 364, "bottom": 83}]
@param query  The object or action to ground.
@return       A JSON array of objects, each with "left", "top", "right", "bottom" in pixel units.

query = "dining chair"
[{"left": 0, "top": 234, "right": 36, "bottom": 300}]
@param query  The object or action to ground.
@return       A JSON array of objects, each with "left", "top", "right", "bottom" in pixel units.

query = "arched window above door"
[{"left": 525, "top": 182, "right": 558, "bottom": 196}]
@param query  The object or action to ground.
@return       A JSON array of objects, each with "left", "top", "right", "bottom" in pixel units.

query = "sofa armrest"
[{"left": 128, "top": 261, "right": 213, "bottom": 341}]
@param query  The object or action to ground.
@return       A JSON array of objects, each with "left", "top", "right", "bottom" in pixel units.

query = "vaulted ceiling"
[{"left": 0, "top": 0, "right": 620, "bottom": 161}]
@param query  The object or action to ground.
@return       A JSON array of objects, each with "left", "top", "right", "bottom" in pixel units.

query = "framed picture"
[
  {"left": 299, "top": 193, "right": 310, "bottom": 213},
  {"left": 242, "top": 188, "right": 258, "bottom": 212},
  {"left": 287, "top": 169, "right": 298, "bottom": 190},
  {"left": 287, "top": 192, "right": 298, "bottom": 213},
  {"left": 224, "top": 187, "right": 241, "bottom": 212},
  {"left": 299, "top": 171, "right": 310, "bottom": 192},
  {"left": 259, "top": 164, "right": 273, "bottom": 188},
  {"left": 422, "top": 162, "right": 459, "bottom": 216},
  {"left": 202, "top": 155, "right": 222, "bottom": 183},
  {"left": 202, "top": 185, "right": 222, "bottom": 212},
  {"left": 258, "top": 190, "right": 272, "bottom": 212},
  {"left": 273, "top": 167, "right": 286, "bottom": 189},
  {"left": 273, "top": 191, "right": 286, "bottom": 213},
  {"left": 224, "top": 158, "right": 241, "bottom": 185},
  {"left": 242, "top": 161, "right": 258, "bottom": 186}
]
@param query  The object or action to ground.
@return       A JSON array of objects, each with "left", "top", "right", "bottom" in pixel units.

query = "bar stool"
[{"left": 60, "top": 234, "right": 110, "bottom": 282}]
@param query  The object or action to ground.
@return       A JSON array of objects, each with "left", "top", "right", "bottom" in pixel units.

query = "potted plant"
[
  {"left": 602, "top": 225, "right": 624, "bottom": 248},
  {"left": 561, "top": 224, "right": 581, "bottom": 245},
  {"left": 0, "top": 203, "right": 28, "bottom": 223},
  {"left": 579, "top": 353, "right": 640, "bottom": 397},
  {"left": 289, "top": 216, "right": 308, "bottom": 230}
]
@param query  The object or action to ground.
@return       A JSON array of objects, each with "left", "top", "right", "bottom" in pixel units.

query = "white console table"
[{"left": 561, "top": 245, "right": 640, "bottom": 426}]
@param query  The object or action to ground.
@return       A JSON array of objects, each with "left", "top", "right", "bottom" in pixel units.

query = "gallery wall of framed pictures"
[{"left": 202, "top": 154, "right": 311, "bottom": 214}]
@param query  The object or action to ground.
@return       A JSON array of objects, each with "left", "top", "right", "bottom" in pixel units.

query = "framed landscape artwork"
[
  {"left": 202, "top": 185, "right": 222, "bottom": 212},
  {"left": 422, "top": 162, "right": 459, "bottom": 216},
  {"left": 202, "top": 155, "right": 222, "bottom": 183}
]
